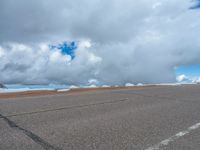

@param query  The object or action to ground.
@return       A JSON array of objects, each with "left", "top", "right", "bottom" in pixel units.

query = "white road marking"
[{"left": 146, "top": 122, "right": 200, "bottom": 150}]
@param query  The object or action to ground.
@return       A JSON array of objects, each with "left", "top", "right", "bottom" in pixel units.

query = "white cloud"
[
  {"left": 192, "top": 77, "right": 200, "bottom": 83},
  {"left": 0, "top": 0, "right": 200, "bottom": 85},
  {"left": 176, "top": 74, "right": 189, "bottom": 82},
  {"left": 88, "top": 79, "right": 99, "bottom": 85},
  {"left": 176, "top": 75, "right": 200, "bottom": 83},
  {"left": 0, "top": 47, "right": 4, "bottom": 58},
  {"left": 69, "top": 85, "right": 79, "bottom": 89},
  {"left": 0, "top": 42, "right": 101, "bottom": 85},
  {"left": 152, "top": 2, "right": 162, "bottom": 9}
]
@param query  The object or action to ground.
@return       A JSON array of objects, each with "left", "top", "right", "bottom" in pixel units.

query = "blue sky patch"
[
  {"left": 50, "top": 41, "right": 77, "bottom": 59},
  {"left": 190, "top": 0, "right": 200, "bottom": 9},
  {"left": 176, "top": 65, "right": 200, "bottom": 77}
]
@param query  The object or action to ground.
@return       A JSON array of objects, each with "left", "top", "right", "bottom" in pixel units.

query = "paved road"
[{"left": 1, "top": 85, "right": 200, "bottom": 150}]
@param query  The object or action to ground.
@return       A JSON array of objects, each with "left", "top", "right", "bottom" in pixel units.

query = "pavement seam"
[
  {"left": 115, "top": 91, "right": 176, "bottom": 101},
  {"left": 0, "top": 113, "right": 62, "bottom": 150},
  {"left": 2, "top": 98, "right": 129, "bottom": 118}
]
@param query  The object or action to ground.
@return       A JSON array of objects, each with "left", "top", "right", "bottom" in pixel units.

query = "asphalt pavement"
[{"left": 1, "top": 85, "right": 200, "bottom": 150}]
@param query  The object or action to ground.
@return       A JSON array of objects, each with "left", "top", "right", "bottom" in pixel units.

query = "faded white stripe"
[{"left": 146, "top": 122, "right": 200, "bottom": 150}]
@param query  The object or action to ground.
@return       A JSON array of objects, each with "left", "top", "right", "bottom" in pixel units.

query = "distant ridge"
[{"left": 0, "top": 83, "right": 6, "bottom": 88}]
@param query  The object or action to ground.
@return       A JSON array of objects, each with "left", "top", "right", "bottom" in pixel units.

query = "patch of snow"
[
  {"left": 102, "top": 85, "right": 110, "bottom": 87},
  {"left": 125, "top": 83, "right": 135, "bottom": 87},
  {"left": 137, "top": 83, "right": 144, "bottom": 86},
  {"left": 57, "top": 89, "right": 70, "bottom": 92},
  {"left": 157, "top": 83, "right": 182, "bottom": 86},
  {"left": 87, "top": 84, "right": 97, "bottom": 88},
  {"left": 69, "top": 85, "right": 79, "bottom": 89},
  {"left": 0, "top": 88, "right": 54, "bottom": 93},
  {"left": 83, "top": 85, "right": 98, "bottom": 88}
]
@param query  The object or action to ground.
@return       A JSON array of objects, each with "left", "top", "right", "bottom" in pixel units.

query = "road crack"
[
  {"left": 2, "top": 98, "right": 129, "bottom": 118},
  {"left": 0, "top": 113, "right": 62, "bottom": 150}
]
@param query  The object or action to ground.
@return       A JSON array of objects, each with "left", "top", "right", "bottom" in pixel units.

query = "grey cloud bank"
[{"left": 0, "top": 0, "right": 200, "bottom": 85}]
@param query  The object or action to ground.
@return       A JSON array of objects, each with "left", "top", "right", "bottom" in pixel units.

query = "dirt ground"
[{"left": 0, "top": 85, "right": 158, "bottom": 99}]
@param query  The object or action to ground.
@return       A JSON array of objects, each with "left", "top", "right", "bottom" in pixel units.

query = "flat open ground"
[{"left": 1, "top": 85, "right": 200, "bottom": 150}]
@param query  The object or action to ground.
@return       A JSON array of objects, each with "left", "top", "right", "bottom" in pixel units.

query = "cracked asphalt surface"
[{"left": 1, "top": 85, "right": 200, "bottom": 150}]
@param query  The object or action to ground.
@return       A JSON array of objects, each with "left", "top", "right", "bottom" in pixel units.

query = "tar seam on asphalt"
[
  {"left": 0, "top": 113, "right": 62, "bottom": 150},
  {"left": 116, "top": 91, "right": 200, "bottom": 104},
  {"left": 115, "top": 91, "right": 176, "bottom": 101},
  {"left": 0, "top": 98, "right": 129, "bottom": 118}
]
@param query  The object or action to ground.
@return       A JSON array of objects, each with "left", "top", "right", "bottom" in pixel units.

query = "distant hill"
[{"left": 0, "top": 83, "right": 6, "bottom": 88}]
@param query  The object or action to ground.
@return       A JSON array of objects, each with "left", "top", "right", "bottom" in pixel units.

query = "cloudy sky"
[{"left": 0, "top": 0, "right": 200, "bottom": 86}]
